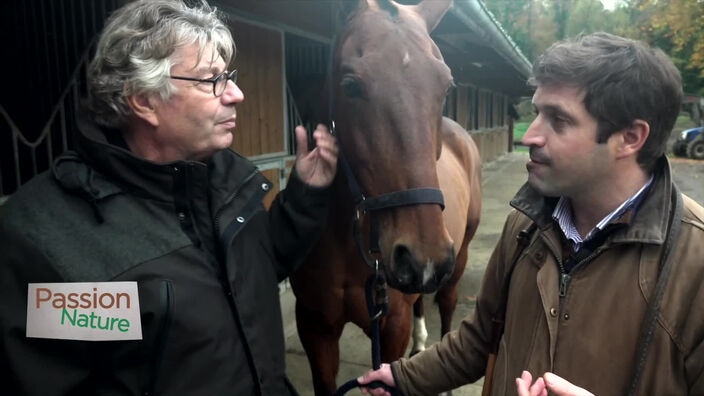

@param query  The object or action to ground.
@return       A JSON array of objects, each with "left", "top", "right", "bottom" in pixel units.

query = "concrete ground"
[{"left": 283, "top": 150, "right": 704, "bottom": 396}]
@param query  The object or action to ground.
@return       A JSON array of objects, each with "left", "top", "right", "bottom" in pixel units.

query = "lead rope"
[{"left": 333, "top": 266, "right": 401, "bottom": 396}]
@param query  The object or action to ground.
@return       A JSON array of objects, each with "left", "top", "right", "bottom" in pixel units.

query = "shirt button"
[
  {"left": 177, "top": 212, "right": 186, "bottom": 221},
  {"left": 535, "top": 251, "right": 544, "bottom": 260},
  {"left": 563, "top": 313, "right": 570, "bottom": 320},
  {"left": 262, "top": 183, "right": 270, "bottom": 191},
  {"left": 550, "top": 308, "right": 558, "bottom": 317},
  {"left": 236, "top": 216, "right": 245, "bottom": 223}
]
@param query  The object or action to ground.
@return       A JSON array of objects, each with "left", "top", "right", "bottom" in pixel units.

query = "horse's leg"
[
  {"left": 409, "top": 295, "right": 429, "bottom": 356},
  {"left": 295, "top": 300, "right": 344, "bottom": 396},
  {"left": 435, "top": 237, "right": 470, "bottom": 336},
  {"left": 380, "top": 294, "right": 414, "bottom": 363}
]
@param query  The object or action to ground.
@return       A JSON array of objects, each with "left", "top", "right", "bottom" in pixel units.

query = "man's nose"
[
  {"left": 221, "top": 80, "right": 244, "bottom": 104},
  {"left": 521, "top": 119, "right": 545, "bottom": 147}
]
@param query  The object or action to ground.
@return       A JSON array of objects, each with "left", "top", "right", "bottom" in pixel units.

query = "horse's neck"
[{"left": 327, "top": 168, "right": 357, "bottom": 227}]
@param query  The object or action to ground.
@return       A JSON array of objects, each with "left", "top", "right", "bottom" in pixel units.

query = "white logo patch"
[{"left": 26, "top": 282, "right": 142, "bottom": 341}]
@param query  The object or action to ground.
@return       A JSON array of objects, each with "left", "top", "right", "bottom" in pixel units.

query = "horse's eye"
[{"left": 341, "top": 76, "right": 365, "bottom": 99}]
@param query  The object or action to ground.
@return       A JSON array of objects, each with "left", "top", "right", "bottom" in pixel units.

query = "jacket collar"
[
  {"left": 510, "top": 156, "right": 674, "bottom": 246},
  {"left": 57, "top": 109, "right": 257, "bottom": 204}
]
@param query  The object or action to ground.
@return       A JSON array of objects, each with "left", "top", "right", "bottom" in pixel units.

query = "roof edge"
[{"left": 450, "top": 0, "right": 532, "bottom": 79}]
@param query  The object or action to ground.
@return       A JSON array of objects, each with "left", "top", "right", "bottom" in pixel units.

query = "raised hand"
[{"left": 294, "top": 124, "right": 338, "bottom": 188}]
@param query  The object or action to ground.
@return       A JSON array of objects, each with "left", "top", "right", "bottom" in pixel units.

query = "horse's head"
[{"left": 333, "top": 0, "right": 455, "bottom": 294}]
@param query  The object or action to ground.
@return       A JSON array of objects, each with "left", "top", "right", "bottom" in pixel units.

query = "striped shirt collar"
[{"left": 552, "top": 174, "right": 655, "bottom": 252}]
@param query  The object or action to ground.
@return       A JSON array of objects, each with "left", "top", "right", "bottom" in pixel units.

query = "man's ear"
[
  {"left": 125, "top": 93, "right": 160, "bottom": 128},
  {"left": 615, "top": 119, "right": 649, "bottom": 160}
]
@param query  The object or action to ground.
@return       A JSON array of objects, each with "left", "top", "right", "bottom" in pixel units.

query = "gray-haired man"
[{"left": 0, "top": 1, "right": 337, "bottom": 395}]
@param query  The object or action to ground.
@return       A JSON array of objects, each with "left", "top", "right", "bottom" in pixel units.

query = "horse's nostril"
[
  {"left": 392, "top": 244, "right": 416, "bottom": 286},
  {"left": 437, "top": 252, "right": 455, "bottom": 284},
  {"left": 441, "top": 246, "right": 455, "bottom": 276}
]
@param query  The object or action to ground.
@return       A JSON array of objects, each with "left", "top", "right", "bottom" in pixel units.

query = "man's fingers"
[
  {"left": 357, "top": 363, "right": 395, "bottom": 395},
  {"left": 313, "top": 131, "right": 338, "bottom": 153},
  {"left": 315, "top": 123, "right": 330, "bottom": 134},
  {"left": 516, "top": 378, "right": 530, "bottom": 396},
  {"left": 521, "top": 370, "right": 533, "bottom": 383},
  {"left": 543, "top": 373, "right": 594, "bottom": 396},
  {"left": 358, "top": 369, "right": 381, "bottom": 385},
  {"left": 316, "top": 148, "right": 337, "bottom": 167},
  {"left": 530, "top": 377, "right": 547, "bottom": 396},
  {"left": 516, "top": 370, "right": 534, "bottom": 396},
  {"left": 295, "top": 126, "right": 309, "bottom": 157}
]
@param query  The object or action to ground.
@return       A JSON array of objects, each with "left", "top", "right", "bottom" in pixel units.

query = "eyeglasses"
[{"left": 170, "top": 69, "right": 238, "bottom": 97}]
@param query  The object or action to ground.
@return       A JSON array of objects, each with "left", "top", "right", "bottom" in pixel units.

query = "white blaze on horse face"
[
  {"left": 402, "top": 51, "right": 411, "bottom": 67},
  {"left": 411, "top": 315, "right": 428, "bottom": 353},
  {"left": 422, "top": 258, "right": 435, "bottom": 285}
]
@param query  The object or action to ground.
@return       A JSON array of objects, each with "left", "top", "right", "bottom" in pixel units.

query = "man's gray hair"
[
  {"left": 530, "top": 32, "right": 682, "bottom": 171},
  {"left": 87, "top": 0, "right": 235, "bottom": 128}
]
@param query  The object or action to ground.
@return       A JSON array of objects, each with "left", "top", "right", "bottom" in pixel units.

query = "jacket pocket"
[{"left": 143, "top": 279, "right": 173, "bottom": 396}]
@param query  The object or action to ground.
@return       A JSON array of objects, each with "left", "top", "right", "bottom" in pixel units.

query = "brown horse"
[{"left": 289, "top": 0, "right": 482, "bottom": 394}]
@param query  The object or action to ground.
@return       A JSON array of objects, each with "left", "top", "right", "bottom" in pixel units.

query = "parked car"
[{"left": 673, "top": 126, "right": 704, "bottom": 160}]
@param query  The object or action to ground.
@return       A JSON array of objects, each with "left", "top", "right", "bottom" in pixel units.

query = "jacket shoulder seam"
[{"left": 682, "top": 218, "right": 704, "bottom": 232}]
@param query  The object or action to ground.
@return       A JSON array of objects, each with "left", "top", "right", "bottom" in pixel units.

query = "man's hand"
[
  {"left": 516, "top": 371, "right": 594, "bottom": 396},
  {"left": 294, "top": 124, "right": 338, "bottom": 187},
  {"left": 358, "top": 363, "right": 396, "bottom": 396},
  {"left": 516, "top": 371, "right": 547, "bottom": 396}
]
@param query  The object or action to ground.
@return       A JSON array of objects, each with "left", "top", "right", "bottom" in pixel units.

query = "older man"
[
  {"left": 360, "top": 33, "right": 704, "bottom": 396},
  {"left": 0, "top": 1, "right": 337, "bottom": 395}
]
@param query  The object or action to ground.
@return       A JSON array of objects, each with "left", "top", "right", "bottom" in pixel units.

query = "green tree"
[
  {"left": 565, "top": 0, "right": 608, "bottom": 36},
  {"left": 484, "top": 0, "right": 703, "bottom": 95},
  {"left": 636, "top": 0, "right": 704, "bottom": 94},
  {"left": 483, "top": 0, "right": 558, "bottom": 61},
  {"left": 483, "top": 0, "right": 534, "bottom": 59},
  {"left": 552, "top": 0, "right": 576, "bottom": 39}
]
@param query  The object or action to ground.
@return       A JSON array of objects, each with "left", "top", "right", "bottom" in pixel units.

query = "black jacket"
[{"left": 0, "top": 114, "right": 329, "bottom": 395}]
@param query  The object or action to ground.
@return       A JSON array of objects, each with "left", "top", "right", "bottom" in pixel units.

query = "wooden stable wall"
[
  {"left": 448, "top": 84, "right": 512, "bottom": 164},
  {"left": 260, "top": 168, "right": 280, "bottom": 209},
  {"left": 258, "top": 157, "right": 296, "bottom": 210},
  {"left": 228, "top": 20, "right": 285, "bottom": 158}
]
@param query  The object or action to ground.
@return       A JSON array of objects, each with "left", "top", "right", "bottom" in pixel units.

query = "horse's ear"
[
  {"left": 338, "top": 0, "right": 367, "bottom": 23},
  {"left": 412, "top": 0, "right": 452, "bottom": 32}
]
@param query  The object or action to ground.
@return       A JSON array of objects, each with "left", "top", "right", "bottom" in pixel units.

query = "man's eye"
[{"left": 551, "top": 117, "right": 567, "bottom": 131}]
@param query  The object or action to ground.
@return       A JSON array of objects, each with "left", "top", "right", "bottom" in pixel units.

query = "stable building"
[{"left": 0, "top": 0, "right": 532, "bottom": 207}]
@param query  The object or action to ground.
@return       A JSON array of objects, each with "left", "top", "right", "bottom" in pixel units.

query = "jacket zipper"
[
  {"left": 540, "top": 233, "right": 593, "bottom": 306},
  {"left": 212, "top": 169, "right": 266, "bottom": 394},
  {"left": 144, "top": 280, "right": 173, "bottom": 396},
  {"left": 558, "top": 247, "right": 606, "bottom": 307},
  {"left": 539, "top": 233, "right": 569, "bottom": 298}
]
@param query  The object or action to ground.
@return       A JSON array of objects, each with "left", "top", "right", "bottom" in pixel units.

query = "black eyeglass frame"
[{"left": 169, "top": 69, "right": 238, "bottom": 97}]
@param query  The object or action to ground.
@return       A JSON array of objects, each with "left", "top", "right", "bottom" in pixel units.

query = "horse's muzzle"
[{"left": 388, "top": 244, "right": 455, "bottom": 294}]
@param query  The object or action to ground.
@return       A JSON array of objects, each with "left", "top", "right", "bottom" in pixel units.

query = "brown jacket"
[{"left": 392, "top": 158, "right": 704, "bottom": 395}]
